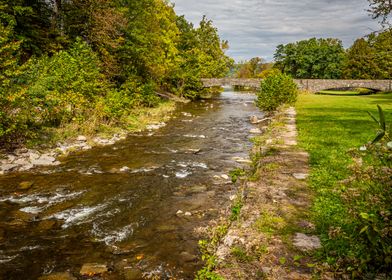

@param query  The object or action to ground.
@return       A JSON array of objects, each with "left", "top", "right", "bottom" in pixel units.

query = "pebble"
[
  {"left": 19, "top": 181, "right": 34, "bottom": 190},
  {"left": 120, "top": 166, "right": 130, "bottom": 172},
  {"left": 76, "top": 135, "right": 87, "bottom": 142},
  {"left": 180, "top": 251, "right": 197, "bottom": 262},
  {"left": 221, "top": 174, "right": 230, "bottom": 180},
  {"left": 176, "top": 210, "right": 184, "bottom": 215},
  {"left": 184, "top": 212, "right": 192, "bottom": 216},
  {"left": 79, "top": 263, "right": 108, "bottom": 276},
  {"left": 250, "top": 128, "right": 262, "bottom": 134},
  {"left": 293, "top": 233, "right": 321, "bottom": 251},
  {"left": 293, "top": 173, "right": 308, "bottom": 180},
  {"left": 38, "top": 272, "right": 76, "bottom": 280}
]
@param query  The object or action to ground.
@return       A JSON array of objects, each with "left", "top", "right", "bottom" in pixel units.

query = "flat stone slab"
[
  {"left": 293, "top": 173, "right": 309, "bottom": 180},
  {"left": 293, "top": 233, "right": 321, "bottom": 251},
  {"left": 250, "top": 128, "right": 262, "bottom": 134},
  {"left": 38, "top": 272, "right": 76, "bottom": 280},
  {"left": 80, "top": 263, "right": 108, "bottom": 276}
]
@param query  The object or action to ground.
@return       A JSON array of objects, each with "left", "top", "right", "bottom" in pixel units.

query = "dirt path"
[{"left": 209, "top": 107, "right": 321, "bottom": 279}]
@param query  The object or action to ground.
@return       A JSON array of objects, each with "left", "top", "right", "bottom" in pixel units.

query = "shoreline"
[
  {"left": 0, "top": 101, "right": 178, "bottom": 175},
  {"left": 197, "top": 106, "right": 320, "bottom": 279}
]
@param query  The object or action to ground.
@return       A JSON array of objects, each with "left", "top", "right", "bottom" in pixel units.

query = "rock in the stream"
[
  {"left": 38, "top": 272, "right": 76, "bottom": 280},
  {"left": 180, "top": 251, "right": 197, "bottom": 262},
  {"left": 250, "top": 128, "right": 262, "bottom": 134},
  {"left": 14, "top": 158, "right": 30, "bottom": 166},
  {"left": 123, "top": 267, "right": 143, "bottom": 280},
  {"left": 220, "top": 174, "right": 230, "bottom": 180},
  {"left": 250, "top": 115, "right": 259, "bottom": 124},
  {"left": 80, "top": 263, "right": 108, "bottom": 276},
  {"left": 32, "top": 154, "right": 56, "bottom": 166},
  {"left": 29, "top": 152, "right": 41, "bottom": 161},
  {"left": 1, "top": 163, "right": 18, "bottom": 172},
  {"left": 19, "top": 181, "right": 34, "bottom": 190},
  {"left": 119, "top": 166, "right": 130, "bottom": 172},
  {"left": 293, "top": 233, "right": 321, "bottom": 251},
  {"left": 76, "top": 135, "right": 87, "bottom": 142},
  {"left": 232, "top": 157, "right": 252, "bottom": 164}
]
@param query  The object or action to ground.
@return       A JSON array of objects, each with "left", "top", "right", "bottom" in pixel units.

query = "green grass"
[
  {"left": 295, "top": 92, "right": 392, "bottom": 271},
  {"left": 317, "top": 89, "right": 377, "bottom": 96}
]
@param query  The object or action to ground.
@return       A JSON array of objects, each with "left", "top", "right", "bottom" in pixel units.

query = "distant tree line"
[
  {"left": 234, "top": 29, "right": 392, "bottom": 80},
  {"left": 235, "top": 0, "right": 392, "bottom": 81}
]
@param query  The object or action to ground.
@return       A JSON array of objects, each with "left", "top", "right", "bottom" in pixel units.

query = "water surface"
[{"left": 0, "top": 90, "right": 260, "bottom": 279}]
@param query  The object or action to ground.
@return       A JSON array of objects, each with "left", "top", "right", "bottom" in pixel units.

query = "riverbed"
[{"left": 0, "top": 89, "right": 261, "bottom": 279}]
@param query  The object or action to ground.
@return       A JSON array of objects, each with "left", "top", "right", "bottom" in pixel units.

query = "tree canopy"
[
  {"left": 273, "top": 38, "right": 346, "bottom": 79},
  {"left": 0, "top": 0, "right": 232, "bottom": 146}
]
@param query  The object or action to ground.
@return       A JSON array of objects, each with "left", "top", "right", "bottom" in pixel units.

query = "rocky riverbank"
[
  {"left": 0, "top": 102, "right": 176, "bottom": 175},
  {"left": 197, "top": 107, "right": 321, "bottom": 279}
]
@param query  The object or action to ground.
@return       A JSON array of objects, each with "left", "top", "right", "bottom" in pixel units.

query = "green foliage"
[
  {"left": 231, "top": 246, "right": 254, "bottom": 263},
  {"left": 234, "top": 57, "right": 265, "bottom": 78},
  {"left": 258, "top": 68, "right": 281, "bottom": 79},
  {"left": 21, "top": 39, "right": 109, "bottom": 125},
  {"left": 230, "top": 197, "right": 243, "bottom": 221},
  {"left": 196, "top": 225, "right": 228, "bottom": 279},
  {"left": 343, "top": 38, "right": 382, "bottom": 79},
  {"left": 256, "top": 73, "right": 298, "bottom": 112},
  {"left": 0, "top": 0, "right": 231, "bottom": 148},
  {"left": 343, "top": 31, "right": 392, "bottom": 79},
  {"left": 274, "top": 38, "right": 346, "bottom": 79},
  {"left": 229, "top": 168, "right": 246, "bottom": 183},
  {"left": 367, "top": 105, "right": 391, "bottom": 143}
]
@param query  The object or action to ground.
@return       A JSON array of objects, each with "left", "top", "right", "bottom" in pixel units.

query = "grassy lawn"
[
  {"left": 317, "top": 88, "right": 375, "bottom": 96},
  {"left": 295, "top": 92, "right": 392, "bottom": 274}
]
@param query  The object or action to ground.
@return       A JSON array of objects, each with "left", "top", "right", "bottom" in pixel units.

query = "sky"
[{"left": 171, "top": 0, "right": 380, "bottom": 62}]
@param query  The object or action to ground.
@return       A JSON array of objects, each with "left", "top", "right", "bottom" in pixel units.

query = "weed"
[
  {"left": 231, "top": 246, "right": 254, "bottom": 263},
  {"left": 254, "top": 211, "right": 285, "bottom": 234},
  {"left": 229, "top": 168, "right": 246, "bottom": 183}
]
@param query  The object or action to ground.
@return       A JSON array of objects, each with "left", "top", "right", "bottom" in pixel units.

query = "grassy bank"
[
  {"left": 296, "top": 92, "right": 392, "bottom": 276},
  {"left": 26, "top": 100, "right": 177, "bottom": 149}
]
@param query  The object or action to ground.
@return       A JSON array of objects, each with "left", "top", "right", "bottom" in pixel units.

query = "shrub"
[
  {"left": 0, "top": 38, "right": 112, "bottom": 147},
  {"left": 21, "top": 38, "right": 110, "bottom": 126},
  {"left": 256, "top": 73, "right": 298, "bottom": 112}
]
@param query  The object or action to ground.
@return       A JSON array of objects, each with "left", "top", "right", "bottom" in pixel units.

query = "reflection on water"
[{"left": 0, "top": 90, "right": 262, "bottom": 279}]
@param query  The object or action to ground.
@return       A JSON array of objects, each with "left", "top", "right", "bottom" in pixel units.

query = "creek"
[{"left": 0, "top": 89, "right": 261, "bottom": 279}]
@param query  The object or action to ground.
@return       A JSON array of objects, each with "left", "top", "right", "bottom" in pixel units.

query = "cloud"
[{"left": 171, "top": 0, "right": 380, "bottom": 61}]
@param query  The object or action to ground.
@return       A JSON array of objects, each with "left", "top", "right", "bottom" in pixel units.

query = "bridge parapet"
[{"left": 201, "top": 78, "right": 392, "bottom": 93}]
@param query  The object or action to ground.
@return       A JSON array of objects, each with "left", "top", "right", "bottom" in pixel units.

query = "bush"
[
  {"left": 0, "top": 38, "right": 112, "bottom": 147},
  {"left": 256, "top": 73, "right": 298, "bottom": 112}
]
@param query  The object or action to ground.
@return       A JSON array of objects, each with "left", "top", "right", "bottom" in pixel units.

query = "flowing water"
[{"left": 0, "top": 89, "right": 261, "bottom": 279}]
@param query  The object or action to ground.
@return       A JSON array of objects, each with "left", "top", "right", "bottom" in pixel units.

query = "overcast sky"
[{"left": 171, "top": 0, "right": 380, "bottom": 62}]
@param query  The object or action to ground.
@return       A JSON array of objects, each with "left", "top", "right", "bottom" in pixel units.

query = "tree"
[
  {"left": 368, "top": 0, "right": 392, "bottom": 26},
  {"left": 0, "top": 2, "right": 21, "bottom": 88},
  {"left": 343, "top": 38, "right": 381, "bottom": 79},
  {"left": 118, "top": 0, "right": 179, "bottom": 84},
  {"left": 235, "top": 57, "right": 264, "bottom": 78},
  {"left": 274, "top": 38, "right": 346, "bottom": 79},
  {"left": 63, "top": 0, "right": 127, "bottom": 79},
  {"left": 195, "top": 16, "right": 233, "bottom": 78}
]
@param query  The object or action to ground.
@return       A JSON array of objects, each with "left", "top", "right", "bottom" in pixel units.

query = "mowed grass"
[
  {"left": 295, "top": 92, "right": 392, "bottom": 256},
  {"left": 317, "top": 88, "right": 375, "bottom": 96},
  {"left": 317, "top": 90, "right": 362, "bottom": 95}
]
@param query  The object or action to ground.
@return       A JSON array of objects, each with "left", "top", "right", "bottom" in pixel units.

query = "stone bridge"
[{"left": 201, "top": 78, "right": 392, "bottom": 92}]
